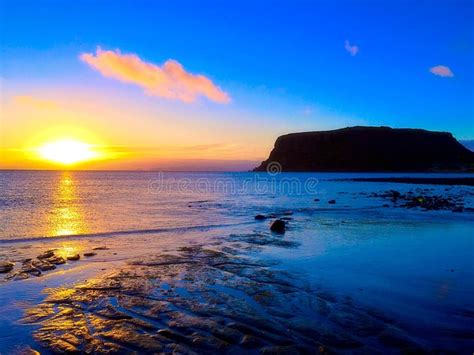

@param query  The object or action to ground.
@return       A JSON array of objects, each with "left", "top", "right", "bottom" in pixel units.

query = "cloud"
[
  {"left": 429, "top": 65, "right": 454, "bottom": 78},
  {"left": 344, "top": 40, "right": 359, "bottom": 56},
  {"left": 80, "top": 48, "right": 230, "bottom": 104}
]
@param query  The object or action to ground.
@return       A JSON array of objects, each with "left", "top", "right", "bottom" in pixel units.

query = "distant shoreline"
[{"left": 338, "top": 177, "right": 474, "bottom": 186}]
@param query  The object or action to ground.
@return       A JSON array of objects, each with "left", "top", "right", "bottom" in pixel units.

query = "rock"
[
  {"left": 100, "top": 326, "right": 162, "bottom": 351},
  {"left": 270, "top": 219, "right": 286, "bottom": 233},
  {"left": 21, "top": 263, "right": 42, "bottom": 277},
  {"left": 314, "top": 198, "right": 320, "bottom": 202},
  {"left": 93, "top": 246, "right": 108, "bottom": 250},
  {"left": 84, "top": 252, "right": 97, "bottom": 257},
  {"left": 32, "top": 259, "right": 56, "bottom": 271},
  {"left": 37, "top": 250, "right": 55, "bottom": 259},
  {"left": 46, "top": 256, "right": 66, "bottom": 265},
  {"left": 13, "top": 272, "right": 30, "bottom": 281},
  {"left": 97, "top": 305, "right": 132, "bottom": 320},
  {"left": 255, "top": 214, "right": 267, "bottom": 220},
  {"left": 328, "top": 200, "right": 336, "bottom": 204},
  {"left": 48, "top": 338, "right": 80, "bottom": 353},
  {"left": 67, "top": 254, "right": 80, "bottom": 261},
  {"left": 0, "top": 261, "right": 14, "bottom": 273}
]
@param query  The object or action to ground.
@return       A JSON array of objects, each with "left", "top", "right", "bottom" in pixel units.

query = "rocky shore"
[{"left": 20, "top": 231, "right": 426, "bottom": 354}]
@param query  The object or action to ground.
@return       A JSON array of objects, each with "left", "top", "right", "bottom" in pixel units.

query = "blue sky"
[{"left": 1, "top": 0, "right": 473, "bottom": 169}]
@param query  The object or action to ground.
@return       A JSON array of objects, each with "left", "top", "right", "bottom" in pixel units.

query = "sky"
[{"left": 1, "top": 0, "right": 473, "bottom": 170}]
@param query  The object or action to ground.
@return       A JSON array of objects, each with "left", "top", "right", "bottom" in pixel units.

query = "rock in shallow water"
[
  {"left": 32, "top": 260, "right": 56, "bottom": 271},
  {"left": 37, "top": 250, "right": 55, "bottom": 259},
  {"left": 270, "top": 219, "right": 286, "bottom": 233},
  {"left": 45, "top": 255, "right": 66, "bottom": 265},
  {"left": 66, "top": 254, "right": 80, "bottom": 261},
  {"left": 0, "top": 261, "right": 14, "bottom": 273}
]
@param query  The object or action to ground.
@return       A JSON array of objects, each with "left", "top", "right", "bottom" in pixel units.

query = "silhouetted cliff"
[{"left": 254, "top": 126, "right": 474, "bottom": 172}]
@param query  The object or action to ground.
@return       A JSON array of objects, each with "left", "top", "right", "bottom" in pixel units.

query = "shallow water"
[{"left": 0, "top": 171, "right": 473, "bottom": 352}]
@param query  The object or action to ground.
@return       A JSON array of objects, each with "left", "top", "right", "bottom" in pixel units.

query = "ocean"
[{"left": 0, "top": 170, "right": 473, "bottom": 352}]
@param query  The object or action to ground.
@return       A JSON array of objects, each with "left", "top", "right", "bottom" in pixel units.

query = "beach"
[{"left": 1, "top": 171, "right": 473, "bottom": 353}]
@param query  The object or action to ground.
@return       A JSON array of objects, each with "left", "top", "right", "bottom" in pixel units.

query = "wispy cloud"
[
  {"left": 429, "top": 65, "right": 454, "bottom": 78},
  {"left": 344, "top": 40, "right": 359, "bottom": 56},
  {"left": 80, "top": 47, "right": 230, "bottom": 104}
]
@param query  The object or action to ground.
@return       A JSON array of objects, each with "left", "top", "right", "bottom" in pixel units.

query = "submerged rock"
[
  {"left": 270, "top": 220, "right": 286, "bottom": 233},
  {"left": 255, "top": 214, "right": 267, "bottom": 220},
  {"left": 328, "top": 200, "right": 336, "bottom": 204}
]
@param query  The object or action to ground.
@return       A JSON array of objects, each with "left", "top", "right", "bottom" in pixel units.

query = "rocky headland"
[{"left": 254, "top": 126, "right": 474, "bottom": 172}]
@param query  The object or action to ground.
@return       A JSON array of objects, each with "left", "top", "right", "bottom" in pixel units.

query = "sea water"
[{"left": 0, "top": 171, "right": 473, "bottom": 351}]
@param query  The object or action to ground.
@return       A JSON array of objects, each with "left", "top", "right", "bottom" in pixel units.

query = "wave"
[{"left": 0, "top": 221, "right": 256, "bottom": 244}]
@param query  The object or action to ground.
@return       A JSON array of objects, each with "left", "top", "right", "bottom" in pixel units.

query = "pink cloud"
[
  {"left": 80, "top": 48, "right": 230, "bottom": 104},
  {"left": 429, "top": 65, "right": 454, "bottom": 78},
  {"left": 344, "top": 40, "right": 359, "bottom": 56}
]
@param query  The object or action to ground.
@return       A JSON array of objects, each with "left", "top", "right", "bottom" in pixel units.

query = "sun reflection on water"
[{"left": 49, "top": 172, "right": 87, "bottom": 237}]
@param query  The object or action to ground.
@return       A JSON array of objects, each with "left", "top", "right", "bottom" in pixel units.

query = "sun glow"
[{"left": 37, "top": 139, "right": 99, "bottom": 165}]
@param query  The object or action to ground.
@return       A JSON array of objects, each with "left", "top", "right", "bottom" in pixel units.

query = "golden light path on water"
[{"left": 48, "top": 172, "right": 88, "bottom": 257}]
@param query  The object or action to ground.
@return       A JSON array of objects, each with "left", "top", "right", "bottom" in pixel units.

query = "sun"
[{"left": 37, "top": 139, "right": 99, "bottom": 165}]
